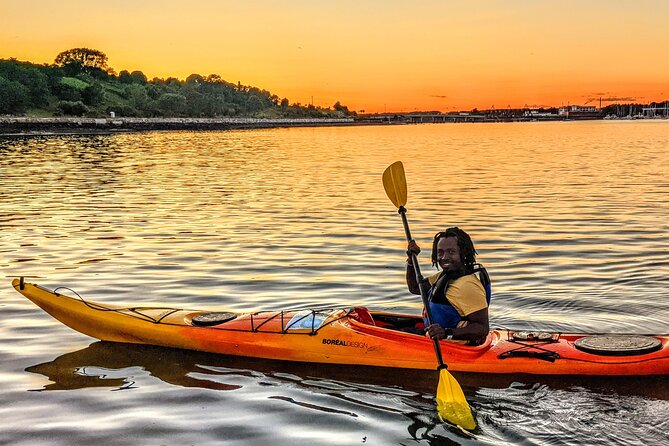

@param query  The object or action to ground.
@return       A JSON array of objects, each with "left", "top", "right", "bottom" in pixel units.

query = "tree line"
[{"left": 0, "top": 48, "right": 354, "bottom": 118}]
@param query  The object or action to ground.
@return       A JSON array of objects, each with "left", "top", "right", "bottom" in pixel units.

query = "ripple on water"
[
  {"left": 476, "top": 382, "right": 669, "bottom": 446},
  {"left": 1, "top": 122, "right": 668, "bottom": 444}
]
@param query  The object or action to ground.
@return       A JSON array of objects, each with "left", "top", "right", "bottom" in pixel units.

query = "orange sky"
[{"left": 2, "top": 0, "right": 668, "bottom": 113}]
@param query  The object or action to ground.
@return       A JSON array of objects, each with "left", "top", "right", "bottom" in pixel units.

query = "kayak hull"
[{"left": 12, "top": 279, "right": 669, "bottom": 376}]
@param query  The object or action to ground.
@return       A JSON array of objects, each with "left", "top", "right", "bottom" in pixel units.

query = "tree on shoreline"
[
  {"left": 0, "top": 76, "right": 30, "bottom": 114},
  {"left": 54, "top": 48, "right": 114, "bottom": 77}
]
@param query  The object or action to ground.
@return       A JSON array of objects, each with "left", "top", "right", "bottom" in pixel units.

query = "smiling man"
[{"left": 406, "top": 227, "right": 489, "bottom": 344}]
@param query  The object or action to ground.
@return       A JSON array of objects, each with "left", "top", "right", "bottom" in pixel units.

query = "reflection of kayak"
[
  {"left": 26, "top": 341, "right": 436, "bottom": 393},
  {"left": 13, "top": 278, "right": 669, "bottom": 376},
  {"left": 27, "top": 341, "right": 669, "bottom": 399}
]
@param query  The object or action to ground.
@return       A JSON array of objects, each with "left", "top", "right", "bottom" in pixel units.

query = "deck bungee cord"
[
  {"left": 17, "top": 277, "right": 357, "bottom": 335},
  {"left": 50, "top": 284, "right": 187, "bottom": 325}
]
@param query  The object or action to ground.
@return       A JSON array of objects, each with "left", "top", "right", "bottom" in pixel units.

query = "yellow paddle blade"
[
  {"left": 436, "top": 368, "right": 477, "bottom": 431},
  {"left": 382, "top": 161, "right": 408, "bottom": 208}
]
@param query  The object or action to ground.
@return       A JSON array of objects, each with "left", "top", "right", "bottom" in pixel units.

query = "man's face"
[{"left": 437, "top": 237, "right": 463, "bottom": 272}]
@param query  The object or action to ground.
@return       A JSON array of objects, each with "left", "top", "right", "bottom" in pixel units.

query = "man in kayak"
[{"left": 406, "top": 227, "right": 489, "bottom": 344}]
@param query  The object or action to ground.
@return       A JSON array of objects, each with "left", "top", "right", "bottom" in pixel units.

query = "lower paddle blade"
[
  {"left": 382, "top": 161, "right": 408, "bottom": 208},
  {"left": 436, "top": 368, "right": 477, "bottom": 431}
]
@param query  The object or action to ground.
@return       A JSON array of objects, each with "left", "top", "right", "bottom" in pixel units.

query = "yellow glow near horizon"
[{"left": 2, "top": 0, "right": 668, "bottom": 113}]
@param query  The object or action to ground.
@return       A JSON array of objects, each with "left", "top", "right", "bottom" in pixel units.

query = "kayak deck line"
[
  {"left": 31, "top": 281, "right": 190, "bottom": 325},
  {"left": 31, "top": 280, "right": 356, "bottom": 334},
  {"left": 12, "top": 278, "right": 669, "bottom": 376},
  {"left": 21, "top": 279, "right": 370, "bottom": 335},
  {"left": 497, "top": 332, "right": 562, "bottom": 362}
]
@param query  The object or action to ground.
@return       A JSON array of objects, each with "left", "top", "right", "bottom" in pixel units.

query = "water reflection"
[
  {"left": 2, "top": 124, "right": 667, "bottom": 329},
  {"left": 26, "top": 342, "right": 241, "bottom": 392},
  {"left": 25, "top": 342, "right": 475, "bottom": 443},
  {"left": 25, "top": 342, "right": 669, "bottom": 445},
  {"left": 3, "top": 123, "right": 669, "bottom": 445},
  {"left": 27, "top": 341, "right": 669, "bottom": 400},
  {"left": 25, "top": 342, "right": 437, "bottom": 394}
]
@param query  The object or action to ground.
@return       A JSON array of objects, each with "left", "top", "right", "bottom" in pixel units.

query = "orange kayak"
[{"left": 12, "top": 278, "right": 669, "bottom": 376}]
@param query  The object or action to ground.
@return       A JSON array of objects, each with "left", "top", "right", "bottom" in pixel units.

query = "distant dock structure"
[
  {"left": 642, "top": 105, "right": 669, "bottom": 119},
  {"left": 358, "top": 108, "right": 562, "bottom": 124},
  {"left": 399, "top": 113, "right": 486, "bottom": 123}
]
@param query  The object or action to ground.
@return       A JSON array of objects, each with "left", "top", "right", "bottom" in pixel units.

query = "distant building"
[
  {"left": 558, "top": 105, "right": 600, "bottom": 119},
  {"left": 523, "top": 110, "right": 559, "bottom": 119}
]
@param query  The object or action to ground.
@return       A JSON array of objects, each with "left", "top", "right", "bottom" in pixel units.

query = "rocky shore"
[{"left": 0, "top": 116, "right": 356, "bottom": 136}]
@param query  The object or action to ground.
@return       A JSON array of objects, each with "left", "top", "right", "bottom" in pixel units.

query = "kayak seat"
[
  {"left": 354, "top": 310, "right": 422, "bottom": 330},
  {"left": 374, "top": 320, "right": 395, "bottom": 328},
  {"left": 351, "top": 307, "right": 376, "bottom": 326},
  {"left": 350, "top": 307, "right": 397, "bottom": 328}
]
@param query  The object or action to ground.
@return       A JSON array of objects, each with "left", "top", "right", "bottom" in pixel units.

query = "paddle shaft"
[{"left": 398, "top": 206, "right": 447, "bottom": 370}]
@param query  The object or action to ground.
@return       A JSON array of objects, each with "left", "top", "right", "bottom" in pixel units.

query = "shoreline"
[
  {"left": 0, "top": 116, "right": 357, "bottom": 136},
  {"left": 2, "top": 115, "right": 661, "bottom": 137}
]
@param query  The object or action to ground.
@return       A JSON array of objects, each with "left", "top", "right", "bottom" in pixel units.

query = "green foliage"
[
  {"left": 53, "top": 82, "right": 82, "bottom": 102},
  {"left": 118, "top": 70, "right": 133, "bottom": 84},
  {"left": 82, "top": 83, "right": 104, "bottom": 106},
  {"left": 130, "top": 71, "right": 148, "bottom": 84},
  {"left": 0, "top": 76, "right": 30, "bottom": 113},
  {"left": 157, "top": 93, "right": 187, "bottom": 116},
  {"left": 118, "top": 70, "right": 147, "bottom": 85},
  {"left": 61, "top": 76, "right": 89, "bottom": 89},
  {"left": 0, "top": 59, "right": 50, "bottom": 107},
  {"left": 124, "top": 84, "right": 150, "bottom": 111},
  {"left": 54, "top": 48, "right": 112, "bottom": 76},
  {"left": 186, "top": 73, "right": 204, "bottom": 84},
  {"left": 246, "top": 94, "right": 265, "bottom": 112},
  {"left": 0, "top": 49, "right": 355, "bottom": 119},
  {"left": 333, "top": 101, "right": 348, "bottom": 113},
  {"left": 55, "top": 100, "right": 89, "bottom": 116}
]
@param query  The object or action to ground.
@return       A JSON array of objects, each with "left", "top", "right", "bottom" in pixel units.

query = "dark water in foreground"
[{"left": 1, "top": 121, "right": 668, "bottom": 444}]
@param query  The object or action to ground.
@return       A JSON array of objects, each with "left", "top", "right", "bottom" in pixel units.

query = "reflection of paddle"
[{"left": 383, "top": 161, "right": 476, "bottom": 431}]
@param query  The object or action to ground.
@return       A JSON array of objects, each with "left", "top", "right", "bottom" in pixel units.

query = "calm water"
[{"left": 1, "top": 121, "right": 668, "bottom": 445}]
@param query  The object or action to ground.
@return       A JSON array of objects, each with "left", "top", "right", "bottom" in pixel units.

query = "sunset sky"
[{"left": 2, "top": 0, "right": 668, "bottom": 113}]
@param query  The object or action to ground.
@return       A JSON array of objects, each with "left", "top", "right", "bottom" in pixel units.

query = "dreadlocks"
[{"left": 431, "top": 227, "right": 477, "bottom": 272}]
